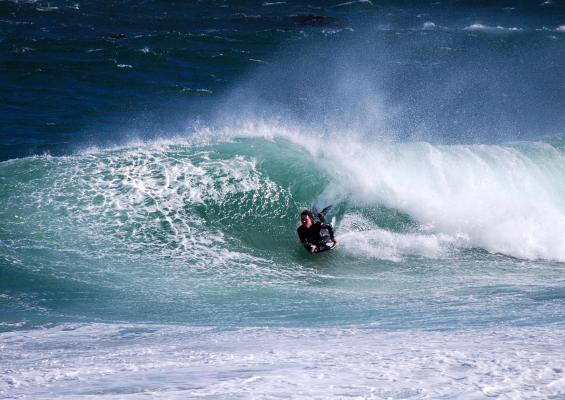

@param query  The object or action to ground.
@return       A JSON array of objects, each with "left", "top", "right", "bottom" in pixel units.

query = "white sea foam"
[
  {"left": 209, "top": 122, "right": 565, "bottom": 261},
  {"left": 322, "top": 140, "right": 565, "bottom": 261},
  {"left": 73, "top": 149, "right": 272, "bottom": 262},
  {"left": 335, "top": 0, "right": 374, "bottom": 7},
  {"left": 177, "top": 86, "right": 213, "bottom": 94},
  {"left": 1, "top": 323, "right": 564, "bottom": 399},
  {"left": 338, "top": 213, "right": 460, "bottom": 261},
  {"left": 464, "top": 23, "right": 522, "bottom": 32},
  {"left": 36, "top": 5, "right": 58, "bottom": 11}
]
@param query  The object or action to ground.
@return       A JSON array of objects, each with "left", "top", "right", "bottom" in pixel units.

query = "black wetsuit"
[{"left": 297, "top": 222, "right": 335, "bottom": 252}]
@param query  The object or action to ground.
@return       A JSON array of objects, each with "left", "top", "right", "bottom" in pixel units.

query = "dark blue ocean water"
[
  {"left": 2, "top": 1, "right": 565, "bottom": 398},
  {"left": 2, "top": 0, "right": 565, "bottom": 161}
]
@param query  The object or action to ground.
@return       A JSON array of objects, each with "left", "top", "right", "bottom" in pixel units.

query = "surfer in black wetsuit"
[{"left": 297, "top": 210, "right": 337, "bottom": 254}]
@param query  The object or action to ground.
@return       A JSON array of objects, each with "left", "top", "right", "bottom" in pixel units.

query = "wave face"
[{"left": 2, "top": 129, "right": 565, "bottom": 331}]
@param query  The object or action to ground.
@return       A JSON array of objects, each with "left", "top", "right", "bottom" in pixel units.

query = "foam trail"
[{"left": 338, "top": 212, "right": 459, "bottom": 261}]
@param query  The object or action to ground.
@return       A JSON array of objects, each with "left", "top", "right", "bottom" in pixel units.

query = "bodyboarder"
[{"left": 297, "top": 209, "right": 337, "bottom": 254}]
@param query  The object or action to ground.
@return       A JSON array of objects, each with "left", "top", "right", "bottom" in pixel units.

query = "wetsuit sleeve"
[
  {"left": 297, "top": 227, "right": 308, "bottom": 244},
  {"left": 297, "top": 226, "right": 316, "bottom": 252},
  {"left": 322, "top": 223, "right": 335, "bottom": 240}
]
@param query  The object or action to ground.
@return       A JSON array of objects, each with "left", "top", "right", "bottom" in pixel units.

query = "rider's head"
[{"left": 300, "top": 210, "right": 314, "bottom": 228}]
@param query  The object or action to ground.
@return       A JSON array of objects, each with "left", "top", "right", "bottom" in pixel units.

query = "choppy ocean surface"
[{"left": 2, "top": 1, "right": 565, "bottom": 398}]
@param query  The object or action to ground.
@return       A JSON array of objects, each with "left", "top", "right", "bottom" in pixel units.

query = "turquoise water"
[
  {"left": 2, "top": 134, "right": 565, "bottom": 329},
  {"left": 2, "top": 134, "right": 565, "bottom": 398}
]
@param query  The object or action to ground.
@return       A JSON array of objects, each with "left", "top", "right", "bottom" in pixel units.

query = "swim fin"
[{"left": 315, "top": 205, "right": 333, "bottom": 223}]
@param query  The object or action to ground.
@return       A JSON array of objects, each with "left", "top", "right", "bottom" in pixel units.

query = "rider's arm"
[
  {"left": 322, "top": 223, "right": 335, "bottom": 240},
  {"left": 297, "top": 227, "right": 307, "bottom": 244}
]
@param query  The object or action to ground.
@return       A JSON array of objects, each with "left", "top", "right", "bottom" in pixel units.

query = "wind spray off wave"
[{"left": 305, "top": 134, "right": 565, "bottom": 261}]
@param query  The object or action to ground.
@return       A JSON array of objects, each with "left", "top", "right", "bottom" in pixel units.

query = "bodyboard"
[{"left": 316, "top": 241, "right": 336, "bottom": 253}]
